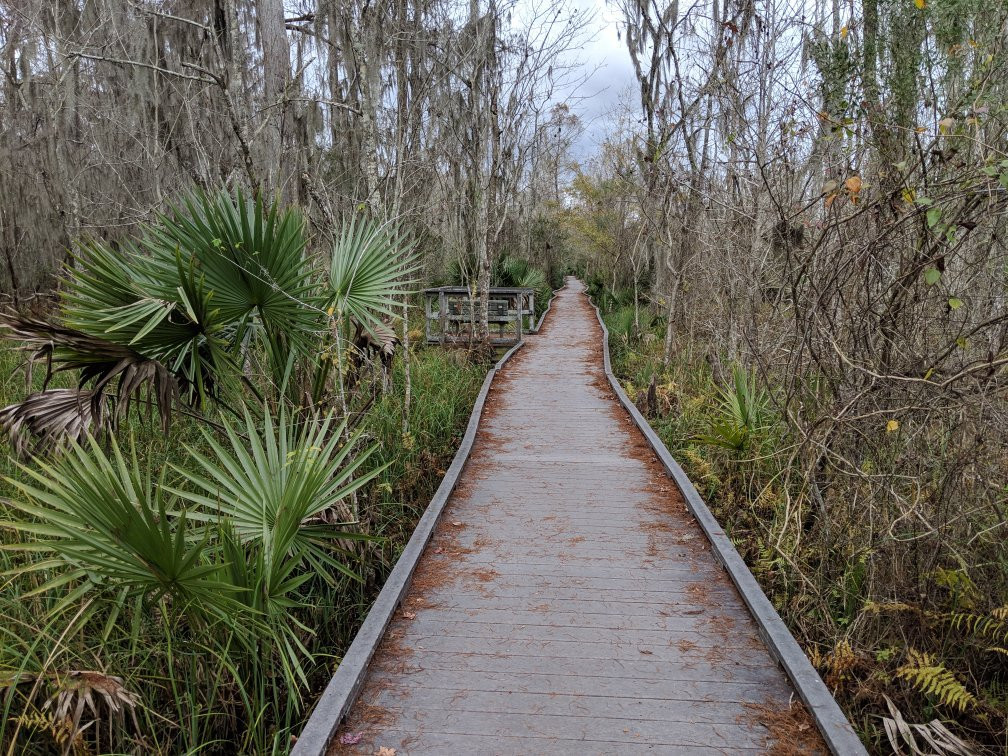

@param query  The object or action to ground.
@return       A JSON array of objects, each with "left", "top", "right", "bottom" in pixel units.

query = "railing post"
[
  {"left": 515, "top": 292, "right": 523, "bottom": 343},
  {"left": 425, "top": 292, "right": 433, "bottom": 343},
  {"left": 438, "top": 290, "right": 446, "bottom": 346}
]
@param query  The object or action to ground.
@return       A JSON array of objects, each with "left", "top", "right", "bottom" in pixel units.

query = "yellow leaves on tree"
[
  {"left": 914, "top": 0, "right": 925, "bottom": 9},
  {"left": 844, "top": 175, "right": 863, "bottom": 203},
  {"left": 823, "top": 175, "right": 863, "bottom": 208}
]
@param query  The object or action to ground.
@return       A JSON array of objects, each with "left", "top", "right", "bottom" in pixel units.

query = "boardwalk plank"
[
  {"left": 362, "top": 667, "right": 794, "bottom": 703},
  {"left": 346, "top": 730, "right": 765, "bottom": 755},
  {"left": 331, "top": 282, "right": 824, "bottom": 754},
  {"left": 403, "top": 619, "right": 764, "bottom": 647},
  {"left": 369, "top": 688, "right": 776, "bottom": 720},
  {"left": 355, "top": 708, "right": 769, "bottom": 748},
  {"left": 384, "top": 633, "right": 773, "bottom": 666}
]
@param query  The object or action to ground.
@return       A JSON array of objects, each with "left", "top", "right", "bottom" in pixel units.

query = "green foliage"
[
  {"left": 360, "top": 348, "right": 484, "bottom": 518},
  {"left": 896, "top": 651, "right": 978, "bottom": 713},
  {"left": 608, "top": 306, "right": 636, "bottom": 344},
  {"left": 0, "top": 335, "right": 486, "bottom": 751},
  {"left": 4, "top": 434, "right": 238, "bottom": 626},
  {"left": 1, "top": 189, "right": 422, "bottom": 454},
  {"left": 695, "top": 365, "right": 771, "bottom": 451},
  {"left": 0, "top": 184, "right": 485, "bottom": 750},
  {"left": 62, "top": 190, "right": 317, "bottom": 406},
  {"left": 497, "top": 254, "right": 547, "bottom": 293},
  {"left": 2, "top": 407, "right": 374, "bottom": 706},
  {"left": 174, "top": 408, "right": 379, "bottom": 588},
  {"left": 327, "top": 217, "right": 419, "bottom": 340},
  {"left": 949, "top": 607, "right": 1008, "bottom": 645}
]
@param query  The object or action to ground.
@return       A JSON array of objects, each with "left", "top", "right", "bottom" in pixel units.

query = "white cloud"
[{"left": 552, "top": 0, "right": 636, "bottom": 159}]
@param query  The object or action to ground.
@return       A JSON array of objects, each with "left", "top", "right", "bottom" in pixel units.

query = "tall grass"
[
  {"left": 599, "top": 300, "right": 1008, "bottom": 752},
  {"left": 0, "top": 342, "right": 485, "bottom": 754}
]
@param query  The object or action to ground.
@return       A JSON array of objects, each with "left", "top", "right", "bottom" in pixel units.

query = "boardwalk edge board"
[
  {"left": 587, "top": 289, "right": 868, "bottom": 756},
  {"left": 292, "top": 339, "right": 527, "bottom": 755},
  {"left": 532, "top": 286, "right": 563, "bottom": 333}
]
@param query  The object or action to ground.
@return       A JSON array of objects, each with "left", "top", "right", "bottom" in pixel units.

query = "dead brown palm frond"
[
  {"left": 0, "top": 388, "right": 104, "bottom": 456},
  {"left": 43, "top": 671, "right": 141, "bottom": 755},
  {"left": 0, "top": 313, "right": 177, "bottom": 453},
  {"left": 346, "top": 318, "right": 400, "bottom": 393},
  {"left": 354, "top": 318, "right": 398, "bottom": 368},
  {"left": 3, "top": 670, "right": 140, "bottom": 756},
  {"left": 881, "top": 695, "right": 977, "bottom": 756}
]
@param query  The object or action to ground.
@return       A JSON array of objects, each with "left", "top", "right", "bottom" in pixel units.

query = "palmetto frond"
[
  {"left": 0, "top": 314, "right": 177, "bottom": 452},
  {"left": 171, "top": 407, "right": 382, "bottom": 589},
  {"left": 499, "top": 254, "right": 547, "bottom": 292},
  {"left": 1, "top": 435, "right": 241, "bottom": 625},
  {"left": 145, "top": 190, "right": 319, "bottom": 349},
  {"left": 0, "top": 389, "right": 104, "bottom": 457},
  {"left": 328, "top": 217, "right": 419, "bottom": 339},
  {"left": 61, "top": 240, "right": 232, "bottom": 403},
  {"left": 695, "top": 364, "right": 771, "bottom": 451},
  {"left": 347, "top": 319, "right": 399, "bottom": 391},
  {"left": 61, "top": 191, "right": 317, "bottom": 406}
]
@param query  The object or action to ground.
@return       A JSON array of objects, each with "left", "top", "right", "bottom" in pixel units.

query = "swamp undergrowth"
[
  {"left": 596, "top": 290, "right": 1008, "bottom": 754},
  {"left": 0, "top": 189, "right": 487, "bottom": 754}
]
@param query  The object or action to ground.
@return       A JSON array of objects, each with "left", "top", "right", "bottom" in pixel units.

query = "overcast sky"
[{"left": 558, "top": 0, "right": 636, "bottom": 160}]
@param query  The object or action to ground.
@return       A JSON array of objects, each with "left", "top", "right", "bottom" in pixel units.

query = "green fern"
[
  {"left": 948, "top": 609, "right": 1008, "bottom": 645},
  {"left": 896, "top": 650, "right": 978, "bottom": 713}
]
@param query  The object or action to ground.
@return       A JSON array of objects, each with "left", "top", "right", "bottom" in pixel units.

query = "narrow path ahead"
[{"left": 334, "top": 280, "right": 822, "bottom": 754}]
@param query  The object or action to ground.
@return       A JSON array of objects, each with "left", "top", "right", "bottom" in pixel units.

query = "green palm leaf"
[
  {"left": 327, "top": 216, "right": 420, "bottom": 339},
  {"left": 694, "top": 364, "right": 771, "bottom": 450},
  {"left": 56, "top": 189, "right": 318, "bottom": 410},
  {"left": 0, "top": 436, "right": 241, "bottom": 624},
  {"left": 169, "top": 407, "right": 383, "bottom": 588},
  {"left": 144, "top": 190, "right": 318, "bottom": 343}
]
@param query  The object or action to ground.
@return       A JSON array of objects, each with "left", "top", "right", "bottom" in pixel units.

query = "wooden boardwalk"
[{"left": 331, "top": 281, "right": 825, "bottom": 754}]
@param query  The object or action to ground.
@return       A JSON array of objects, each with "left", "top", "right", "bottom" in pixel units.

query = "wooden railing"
[{"left": 423, "top": 286, "right": 536, "bottom": 346}]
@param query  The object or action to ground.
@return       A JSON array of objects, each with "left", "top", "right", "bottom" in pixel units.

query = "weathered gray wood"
[
  {"left": 363, "top": 666, "right": 795, "bottom": 704},
  {"left": 402, "top": 621, "right": 765, "bottom": 648},
  {"left": 349, "top": 707, "right": 772, "bottom": 748},
  {"left": 586, "top": 282, "right": 867, "bottom": 756},
  {"left": 369, "top": 689, "right": 766, "bottom": 725},
  {"left": 336, "top": 729, "right": 768, "bottom": 755},
  {"left": 315, "top": 281, "right": 841, "bottom": 755},
  {"left": 424, "top": 286, "right": 537, "bottom": 346},
  {"left": 437, "top": 289, "right": 445, "bottom": 347},
  {"left": 290, "top": 341, "right": 525, "bottom": 756}
]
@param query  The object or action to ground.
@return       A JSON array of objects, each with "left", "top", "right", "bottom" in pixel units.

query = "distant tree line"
[{"left": 0, "top": 0, "right": 584, "bottom": 338}]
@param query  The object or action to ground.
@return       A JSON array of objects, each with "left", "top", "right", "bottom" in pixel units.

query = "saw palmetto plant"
[
  {"left": 60, "top": 191, "right": 318, "bottom": 407},
  {"left": 695, "top": 364, "right": 771, "bottom": 451},
  {"left": 1, "top": 405, "right": 377, "bottom": 747},
  {"left": 323, "top": 217, "right": 419, "bottom": 395},
  {"left": 0, "top": 190, "right": 416, "bottom": 453},
  {"left": 0, "top": 188, "right": 424, "bottom": 751},
  {"left": 327, "top": 216, "right": 419, "bottom": 341}
]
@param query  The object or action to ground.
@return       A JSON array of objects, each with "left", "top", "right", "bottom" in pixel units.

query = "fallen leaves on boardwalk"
[{"left": 743, "top": 700, "right": 825, "bottom": 755}]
